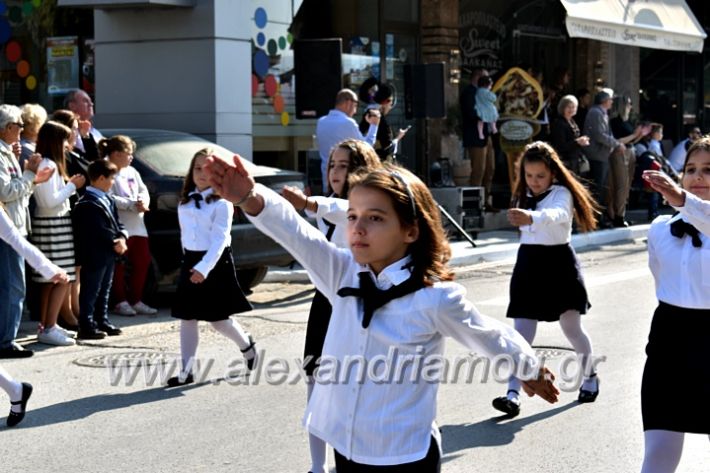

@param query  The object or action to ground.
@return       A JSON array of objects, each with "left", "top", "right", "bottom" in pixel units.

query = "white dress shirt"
[
  {"left": 668, "top": 138, "right": 689, "bottom": 173},
  {"left": 0, "top": 207, "right": 60, "bottom": 280},
  {"left": 248, "top": 185, "right": 539, "bottom": 465},
  {"left": 32, "top": 158, "right": 76, "bottom": 218},
  {"left": 110, "top": 165, "right": 150, "bottom": 238},
  {"left": 648, "top": 192, "right": 710, "bottom": 309},
  {"left": 306, "top": 194, "right": 349, "bottom": 248},
  {"left": 178, "top": 187, "right": 232, "bottom": 278},
  {"left": 519, "top": 185, "right": 573, "bottom": 245}
]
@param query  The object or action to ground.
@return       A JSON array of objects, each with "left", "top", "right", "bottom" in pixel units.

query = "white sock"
[
  {"left": 641, "top": 430, "right": 684, "bottom": 473},
  {"left": 506, "top": 318, "right": 538, "bottom": 400},
  {"left": 179, "top": 320, "right": 199, "bottom": 375},
  {"left": 559, "top": 310, "right": 597, "bottom": 391},
  {"left": 210, "top": 319, "right": 254, "bottom": 361},
  {"left": 307, "top": 379, "right": 327, "bottom": 473},
  {"left": 0, "top": 365, "right": 23, "bottom": 413}
]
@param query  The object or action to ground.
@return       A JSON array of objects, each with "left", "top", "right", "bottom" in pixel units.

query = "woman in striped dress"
[{"left": 31, "top": 120, "right": 86, "bottom": 346}]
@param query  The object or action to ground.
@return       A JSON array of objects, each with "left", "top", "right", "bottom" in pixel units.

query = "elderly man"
[
  {"left": 583, "top": 89, "right": 624, "bottom": 224},
  {"left": 315, "top": 89, "right": 379, "bottom": 193},
  {"left": 0, "top": 105, "right": 53, "bottom": 358},
  {"left": 65, "top": 89, "right": 102, "bottom": 161}
]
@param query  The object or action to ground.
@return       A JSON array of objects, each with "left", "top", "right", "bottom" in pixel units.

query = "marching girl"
[
  {"left": 31, "top": 121, "right": 86, "bottom": 347},
  {"left": 166, "top": 148, "right": 256, "bottom": 387},
  {"left": 1, "top": 203, "right": 68, "bottom": 426},
  {"left": 281, "top": 139, "right": 380, "bottom": 473},
  {"left": 639, "top": 138, "right": 710, "bottom": 473},
  {"left": 492, "top": 141, "right": 600, "bottom": 417},
  {"left": 205, "top": 155, "right": 559, "bottom": 471}
]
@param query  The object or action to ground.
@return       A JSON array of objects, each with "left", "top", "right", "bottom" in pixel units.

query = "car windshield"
[{"left": 128, "top": 134, "right": 260, "bottom": 177}]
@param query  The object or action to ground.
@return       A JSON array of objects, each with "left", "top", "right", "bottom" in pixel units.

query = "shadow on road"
[
  {"left": 2, "top": 383, "right": 209, "bottom": 430},
  {"left": 440, "top": 401, "right": 579, "bottom": 459}
]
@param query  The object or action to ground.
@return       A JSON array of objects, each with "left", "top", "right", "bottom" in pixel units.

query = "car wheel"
[{"left": 237, "top": 266, "right": 268, "bottom": 292}]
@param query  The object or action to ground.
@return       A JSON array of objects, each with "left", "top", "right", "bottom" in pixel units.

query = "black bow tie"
[
  {"left": 670, "top": 219, "right": 702, "bottom": 247},
  {"left": 337, "top": 271, "right": 425, "bottom": 329},
  {"left": 525, "top": 190, "right": 552, "bottom": 211},
  {"left": 190, "top": 193, "right": 204, "bottom": 209}
]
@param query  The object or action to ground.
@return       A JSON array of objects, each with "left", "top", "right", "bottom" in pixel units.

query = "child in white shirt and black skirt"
[{"left": 167, "top": 148, "right": 255, "bottom": 387}]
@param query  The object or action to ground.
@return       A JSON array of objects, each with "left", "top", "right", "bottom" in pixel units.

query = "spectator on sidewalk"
[
  {"left": 19, "top": 104, "right": 47, "bottom": 170},
  {"left": 0, "top": 104, "right": 54, "bottom": 359},
  {"left": 104, "top": 135, "right": 157, "bottom": 316},
  {"left": 64, "top": 89, "right": 102, "bottom": 162},
  {"left": 316, "top": 89, "right": 379, "bottom": 193},
  {"left": 668, "top": 126, "right": 701, "bottom": 173},
  {"left": 550, "top": 94, "right": 590, "bottom": 177}
]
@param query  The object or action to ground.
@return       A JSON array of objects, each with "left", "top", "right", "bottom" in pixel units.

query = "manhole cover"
[
  {"left": 533, "top": 346, "right": 575, "bottom": 359},
  {"left": 74, "top": 351, "right": 179, "bottom": 368}
]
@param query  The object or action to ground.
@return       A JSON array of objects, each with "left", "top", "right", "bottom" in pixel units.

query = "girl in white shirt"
[
  {"left": 204, "top": 156, "right": 559, "bottom": 471},
  {"left": 0, "top": 203, "right": 68, "bottom": 426},
  {"left": 104, "top": 135, "right": 157, "bottom": 316},
  {"left": 639, "top": 139, "right": 710, "bottom": 473},
  {"left": 493, "top": 141, "right": 600, "bottom": 417},
  {"left": 31, "top": 121, "right": 85, "bottom": 347},
  {"left": 282, "top": 139, "right": 380, "bottom": 473},
  {"left": 166, "top": 148, "right": 256, "bottom": 387}
]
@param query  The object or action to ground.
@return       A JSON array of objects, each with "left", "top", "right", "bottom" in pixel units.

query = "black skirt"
[
  {"left": 172, "top": 248, "right": 252, "bottom": 321},
  {"left": 303, "top": 289, "right": 333, "bottom": 376},
  {"left": 507, "top": 243, "right": 590, "bottom": 322},
  {"left": 641, "top": 302, "right": 710, "bottom": 434}
]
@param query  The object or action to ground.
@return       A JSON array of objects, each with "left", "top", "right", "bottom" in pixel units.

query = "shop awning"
[{"left": 560, "top": 0, "right": 706, "bottom": 53}]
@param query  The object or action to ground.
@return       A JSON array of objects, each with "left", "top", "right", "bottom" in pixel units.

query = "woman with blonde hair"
[{"left": 19, "top": 103, "right": 47, "bottom": 169}]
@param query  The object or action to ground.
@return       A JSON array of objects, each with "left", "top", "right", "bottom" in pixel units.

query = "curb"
[{"left": 263, "top": 224, "right": 651, "bottom": 284}]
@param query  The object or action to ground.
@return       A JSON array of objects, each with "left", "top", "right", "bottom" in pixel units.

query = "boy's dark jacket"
[{"left": 72, "top": 190, "right": 127, "bottom": 267}]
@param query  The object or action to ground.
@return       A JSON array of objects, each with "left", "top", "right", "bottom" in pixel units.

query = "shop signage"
[
  {"left": 47, "top": 36, "right": 79, "bottom": 95},
  {"left": 459, "top": 11, "right": 505, "bottom": 74},
  {"left": 499, "top": 120, "right": 534, "bottom": 142}
]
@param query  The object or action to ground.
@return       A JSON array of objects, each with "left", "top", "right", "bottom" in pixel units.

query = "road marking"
[{"left": 477, "top": 267, "right": 651, "bottom": 306}]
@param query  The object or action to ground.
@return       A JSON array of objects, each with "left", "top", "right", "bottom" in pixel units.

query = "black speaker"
[
  {"left": 294, "top": 39, "right": 343, "bottom": 119},
  {"left": 404, "top": 63, "right": 446, "bottom": 119}
]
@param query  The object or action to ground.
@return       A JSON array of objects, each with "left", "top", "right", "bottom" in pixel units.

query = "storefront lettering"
[
  {"left": 568, "top": 21, "right": 617, "bottom": 39},
  {"left": 459, "top": 11, "right": 506, "bottom": 74}
]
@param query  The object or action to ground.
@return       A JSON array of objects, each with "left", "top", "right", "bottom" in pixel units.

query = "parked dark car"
[{"left": 102, "top": 128, "right": 306, "bottom": 293}]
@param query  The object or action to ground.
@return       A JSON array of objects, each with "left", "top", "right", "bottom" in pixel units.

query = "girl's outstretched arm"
[
  {"left": 644, "top": 170, "right": 710, "bottom": 235},
  {"left": 205, "top": 154, "right": 351, "bottom": 300}
]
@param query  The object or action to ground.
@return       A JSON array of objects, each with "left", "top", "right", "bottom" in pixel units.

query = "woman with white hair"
[
  {"left": 550, "top": 94, "right": 590, "bottom": 176},
  {"left": 19, "top": 103, "right": 47, "bottom": 170}
]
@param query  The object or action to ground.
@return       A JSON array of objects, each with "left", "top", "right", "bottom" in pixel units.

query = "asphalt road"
[{"left": 1, "top": 239, "right": 708, "bottom": 472}]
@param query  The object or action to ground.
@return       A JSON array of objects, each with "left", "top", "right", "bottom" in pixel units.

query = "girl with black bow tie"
[
  {"left": 639, "top": 138, "right": 710, "bottom": 473},
  {"left": 167, "top": 148, "right": 255, "bottom": 387},
  {"left": 493, "top": 141, "right": 601, "bottom": 417},
  {"left": 204, "top": 154, "right": 560, "bottom": 472}
]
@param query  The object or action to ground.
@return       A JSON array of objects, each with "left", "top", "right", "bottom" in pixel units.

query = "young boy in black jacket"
[{"left": 72, "top": 160, "right": 128, "bottom": 339}]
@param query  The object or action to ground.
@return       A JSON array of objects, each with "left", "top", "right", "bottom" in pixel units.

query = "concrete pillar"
[
  {"left": 92, "top": 0, "right": 253, "bottom": 158},
  {"left": 420, "top": 0, "right": 459, "bottom": 179}
]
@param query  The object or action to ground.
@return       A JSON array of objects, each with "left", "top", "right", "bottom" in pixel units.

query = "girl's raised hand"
[
  {"left": 281, "top": 185, "right": 308, "bottom": 211},
  {"left": 507, "top": 208, "right": 533, "bottom": 227},
  {"left": 642, "top": 170, "right": 685, "bottom": 207},
  {"left": 189, "top": 268, "right": 205, "bottom": 284},
  {"left": 204, "top": 154, "right": 254, "bottom": 202},
  {"left": 521, "top": 366, "right": 560, "bottom": 403}
]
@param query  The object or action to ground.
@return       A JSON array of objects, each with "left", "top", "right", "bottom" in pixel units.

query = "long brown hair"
[
  {"left": 98, "top": 135, "right": 135, "bottom": 158},
  {"left": 180, "top": 147, "right": 222, "bottom": 205},
  {"left": 35, "top": 120, "right": 72, "bottom": 180},
  {"left": 348, "top": 165, "right": 454, "bottom": 285},
  {"left": 327, "top": 139, "right": 381, "bottom": 197},
  {"left": 512, "top": 141, "right": 599, "bottom": 232}
]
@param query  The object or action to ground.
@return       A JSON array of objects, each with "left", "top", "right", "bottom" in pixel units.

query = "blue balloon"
[
  {"left": 0, "top": 18, "right": 11, "bottom": 44},
  {"left": 253, "top": 49, "right": 269, "bottom": 78},
  {"left": 256, "top": 32, "right": 265, "bottom": 47},
  {"left": 254, "top": 7, "right": 267, "bottom": 29}
]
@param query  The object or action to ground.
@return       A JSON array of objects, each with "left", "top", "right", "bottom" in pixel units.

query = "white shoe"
[
  {"left": 55, "top": 325, "right": 77, "bottom": 339},
  {"left": 113, "top": 301, "right": 137, "bottom": 316},
  {"left": 37, "top": 326, "right": 76, "bottom": 346},
  {"left": 132, "top": 301, "right": 157, "bottom": 315}
]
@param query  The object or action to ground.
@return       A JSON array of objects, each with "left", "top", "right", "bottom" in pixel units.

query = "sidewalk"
[{"left": 264, "top": 209, "right": 652, "bottom": 283}]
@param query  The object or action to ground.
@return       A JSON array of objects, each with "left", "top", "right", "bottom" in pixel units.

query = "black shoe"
[
  {"left": 166, "top": 373, "right": 194, "bottom": 387},
  {"left": 0, "top": 344, "right": 34, "bottom": 359},
  {"left": 97, "top": 323, "right": 122, "bottom": 336},
  {"left": 77, "top": 328, "right": 107, "bottom": 340},
  {"left": 240, "top": 335, "right": 258, "bottom": 371},
  {"left": 612, "top": 217, "right": 630, "bottom": 228},
  {"left": 57, "top": 318, "right": 80, "bottom": 333},
  {"left": 7, "top": 382, "right": 33, "bottom": 427},
  {"left": 492, "top": 391, "right": 521, "bottom": 417},
  {"left": 578, "top": 377, "right": 600, "bottom": 403}
]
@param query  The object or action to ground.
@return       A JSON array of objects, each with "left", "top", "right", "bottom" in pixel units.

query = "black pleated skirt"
[
  {"left": 303, "top": 289, "right": 333, "bottom": 376},
  {"left": 641, "top": 302, "right": 710, "bottom": 434},
  {"left": 507, "top": 243, "right": 590, "bottom": 322},
  {"left": 172, "top": 248, "right": 252, "bottom": 321}
]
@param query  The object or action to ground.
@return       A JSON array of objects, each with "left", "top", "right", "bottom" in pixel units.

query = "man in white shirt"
[
  {"left": 668, "top": 126, "right": 701, "bottom": 173},
  {"left": 65, "top": 89, "right": 103, "bottom": 158},
  {"left": 316, "top": 89, "right": 380, "bottom": 193}
]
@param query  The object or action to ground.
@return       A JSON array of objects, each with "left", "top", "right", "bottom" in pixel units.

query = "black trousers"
[
  {"left": 334, "top": 436, "right": 440, "bottom": 472},
  {"left": 79, "top": 258, "right": 115, "bottom": 330}
]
